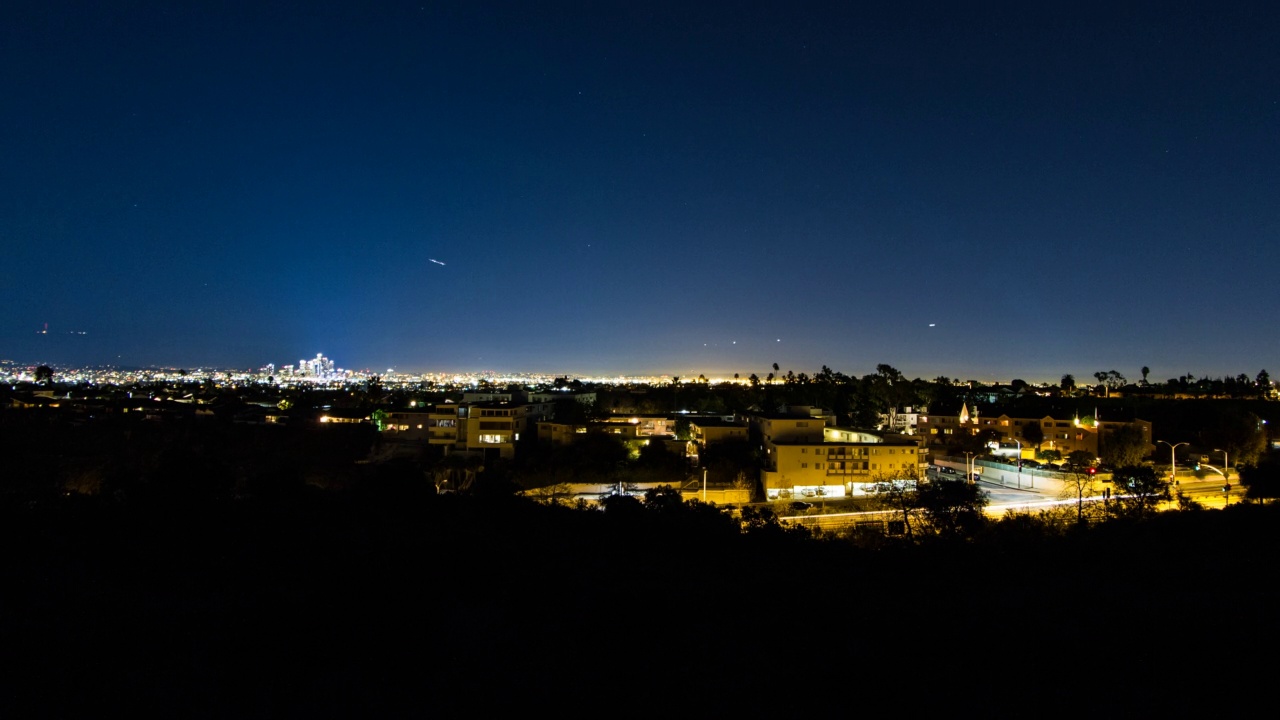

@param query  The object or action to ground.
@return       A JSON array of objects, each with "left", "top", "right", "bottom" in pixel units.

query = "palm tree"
[{"left": 1060, "top": 374, "right": 1076, "bottom": 396}]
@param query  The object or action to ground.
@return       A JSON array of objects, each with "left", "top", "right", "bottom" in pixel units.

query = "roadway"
[{"left": 775, "top": 468, "right": 1248, "bottom": 530}]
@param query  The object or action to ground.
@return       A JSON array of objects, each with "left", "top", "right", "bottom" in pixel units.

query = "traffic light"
[
  {"left": 1194, "top": 461, "right": 1201, "bottom": 471},
  {"left": 1087, "top": 467, "right": 1096, "bottom": 476}
]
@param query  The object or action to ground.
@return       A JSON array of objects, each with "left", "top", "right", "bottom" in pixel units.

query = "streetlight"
[
  {"left": 1215, "top": 449, "right": 1229, "bottom": 480},
  {"left": 1014, "top": 439, "right": 1022, "bottom": 489},
  {"left": 1158, "top": 441, "right": 1189, "bottom": 486},
  {"left": 963, "top": 451, "right": 975, "bottom": 484}
]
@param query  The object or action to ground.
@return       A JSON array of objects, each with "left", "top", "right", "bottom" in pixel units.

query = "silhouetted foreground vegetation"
[{"left": 4, "top": 485, "right": 1280, "bottom": 715}]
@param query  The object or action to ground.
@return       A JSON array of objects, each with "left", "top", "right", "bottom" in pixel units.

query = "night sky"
[{"left": 4, "top": 1, "right": 1278, "bottom": 381}]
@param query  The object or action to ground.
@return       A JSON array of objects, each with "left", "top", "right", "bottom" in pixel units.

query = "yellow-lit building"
[
  {"left": 688, "top": 417, "right": 749, "bottom": 447},
  {"left": 537, "top": 421, "right": 589, "bottom": 446},
  {"left": 754, "top": 413, "right": 828, "bottom": 453},
  {"left": 760, "top": 425, "right": 926, "bottom": 501},
  {"left": 537, "top": 414, "right": 678, "bottom": 446},
  {"left": 915, "top": 402, "right": 1153, "bottom": 458}
]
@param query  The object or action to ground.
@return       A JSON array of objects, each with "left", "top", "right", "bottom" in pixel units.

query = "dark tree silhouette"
[
  {"left": 1110, "top": 465, "right": 1170, "bottom": 518},
  {"left": 917, "top": 478, "right": 989, "bottom": 537}
]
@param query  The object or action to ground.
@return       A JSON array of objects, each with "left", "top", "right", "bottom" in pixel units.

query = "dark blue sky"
[{"left": 4, "top": 1, "right": 1278, "bottom": 381}]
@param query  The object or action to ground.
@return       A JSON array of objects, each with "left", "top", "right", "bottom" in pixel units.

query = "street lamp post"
[
  {"left": 1158, "top": 441, "right": 1189, "bottom": 486},
  {"left": 1215, "top": 449, "right": 1229, "bottom": 480},
  {"left": 1014, "top": 439, "right": 1022, "bottom": 489}
]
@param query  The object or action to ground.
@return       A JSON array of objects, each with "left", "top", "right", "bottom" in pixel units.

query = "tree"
[
  {"left": 1110, "top": 465, "right": 1170, "bottom": 518},
  {"left": 1060, "top": 374, "right": 1076, "bottom": 395},
  {"left": 1094, "top": 370, "right": 1126, "bottom": 395},
  {"left": 642, "top": 484, "right": 685, "bottom": 512},
  {"left": 1035, "top": 448, "right": 1062, "bottom": 463},
  {"left": 1060, "top": 450, "right": 1098, "bottom": 523},
  {"left": 949, "top": 427, "right": 1001, "bottom": 457},
  {"left": 553, "top": 398, "right": 591, "bottom": 424},
  {"left": 1100, "top": 424, "right": 1149, "bottom": 467},
  {"left": 1141, "top": 366, "right": 1150, "bottom": 385},
  {"left": 1256, "top": 369, "right": 1271, "bottom": 397},
  {"left": 365, "top": 375, "right": 384, "bottom": 402},
  {"left": 600, "top": 492, "right": 644, "bottom": 516},
  {"left": 917, "top": 478, "right": 989, "bottom": 537},
  {"left": 866, "top": 470, "right": 921, "bottom": 541},
  {"left": 635, "top": 439, "right": 688, "bottom": 484},
  {"left": 1022, "top": 421, "right": 1045, "bottom": 450},
  {"left": 34, "top": 365, "right": 54, "bottom": 385},
  {"left": 1203, "top": 409, "right": 1268, "bottom": 467},
  {"left": 1239, "top": 457, "right": 1280, "bottom": 502},
  {"left": 701, "top": 438, "right": 760, "bottom": 490},
  {"left": 570, "top": 433, "right": 630, "bottom": 481}
]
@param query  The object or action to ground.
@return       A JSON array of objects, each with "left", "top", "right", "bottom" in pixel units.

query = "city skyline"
[
  {"left": 4, "top": 2, "right": 1278, "bottom": 380},
  {"left": 3, "top": 349, "right": 1270, "bottom": 389}
]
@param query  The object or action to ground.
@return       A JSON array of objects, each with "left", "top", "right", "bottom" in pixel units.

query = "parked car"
[{"left": 789, "top": 501, "right": 814, "bottom": 512}]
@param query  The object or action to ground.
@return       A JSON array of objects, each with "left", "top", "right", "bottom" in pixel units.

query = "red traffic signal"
[{"left": 1087, "top": 467, "right": 1097, "bottom": 476}]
